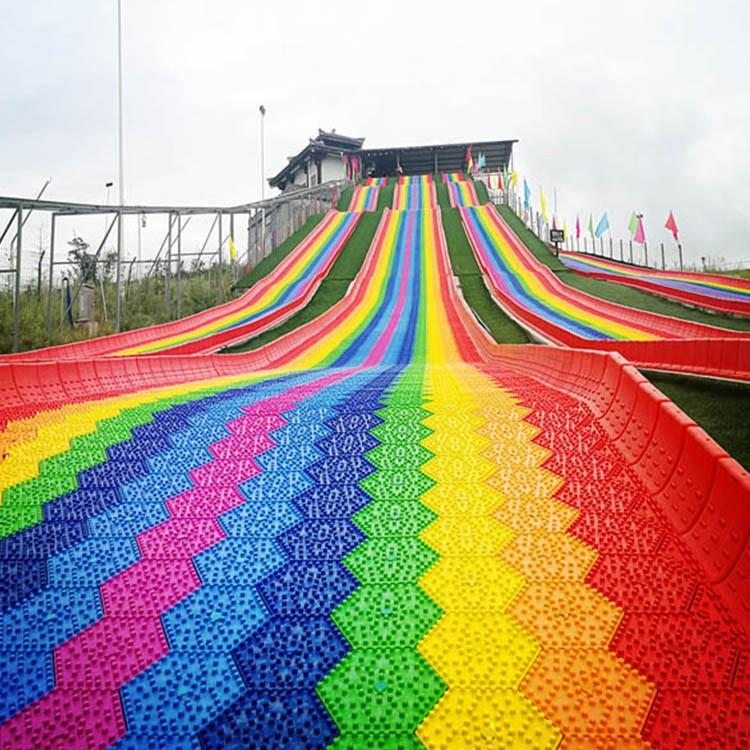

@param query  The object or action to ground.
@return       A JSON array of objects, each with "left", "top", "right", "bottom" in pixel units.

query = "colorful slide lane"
[
  {"left": 1, "top": 204, "right": 749, "bottom": 748},
  {"left": 347, "top": 183, "right": 382, "bottom": 212},
  {"left": 5, "top": 210, "right": 360, "bottom": 360},
  {"left": 559, "top": 250, "right": 750, "bottom": 317},
  {"left": 442, "top": 172, "right": 481, "bottom": 207},
  {"left": 393, "top": 175, "right": 438, "bottom": 210},
  {"left": 461, "top": 203, "right": 750, "bottom": 380}
]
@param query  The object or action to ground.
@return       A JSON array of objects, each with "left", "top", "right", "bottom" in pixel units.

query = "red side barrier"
[
  {"left": 488, "top": 344, "right": 750, "bottom": 633},
  {"left": 464, "top": 206, "right": 750, "bottom": 381}
]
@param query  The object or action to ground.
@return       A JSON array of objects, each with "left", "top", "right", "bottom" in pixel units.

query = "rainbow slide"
[
  {"left": 1, "top": 195, "right": 749, "bottom": 747},
  {"left": 393, "top": 174, "right": 437, "bottom": 210},
  {"left": 559, "top": 250, "right": 750, "bottom": 317},
  {"left": 347, "top": 179, "right": 384, "bottom": 212},
  {"left": 5, "top": 210, "right": 360, "bottom": 360},
  {"left": 460, "top": 203, "right": 750, "bottom": 379},
  {"left": 442, "top": 172, "right": 481, "bottom": 207}
]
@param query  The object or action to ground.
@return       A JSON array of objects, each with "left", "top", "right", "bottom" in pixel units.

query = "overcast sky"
[{"left": 2, "top": 0, "right": 748, "bottom": 271}]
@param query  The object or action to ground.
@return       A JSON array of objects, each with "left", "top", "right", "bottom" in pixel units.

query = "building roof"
[
  {"left": 315, "top": 129, "right": 365, "bottom": 149},
  {"left": 268, "top": 129, "right": 365, "bottom": 190},
  {"left": 360, "top": 139, "right": 517, "bottom": 176},
  {"left": 268, "top": 133, "right": 517, "bottom": 190}
]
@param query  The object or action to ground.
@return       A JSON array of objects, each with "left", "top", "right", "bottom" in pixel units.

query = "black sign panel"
[{"left": 550, "top": 229, "right": 565, "bottom": 243}]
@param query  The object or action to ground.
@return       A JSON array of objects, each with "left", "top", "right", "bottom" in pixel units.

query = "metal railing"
[{"left": 0, "top": 180, "right": 347, "bottom": 352}]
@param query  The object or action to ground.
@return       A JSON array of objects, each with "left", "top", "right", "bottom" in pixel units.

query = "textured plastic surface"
[{"left": 1, "top": 181, "right": 748, "bottom": 747}]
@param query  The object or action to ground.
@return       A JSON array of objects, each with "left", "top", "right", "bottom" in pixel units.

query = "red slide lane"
[{"left": 560, "top": 257, "right": 750, "bottom": 317}]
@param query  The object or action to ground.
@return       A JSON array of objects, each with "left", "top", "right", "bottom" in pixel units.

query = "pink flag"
[
  {"left": 552, "top": 215, "right": 557, "bottom": 230},
  {"left": 665, "top": 211, "right": 679, "bottom": 241},
  {"left": 634, "top": 215, "right": 646, "bottom": 244},
  {"left": 575, "top": 216, "right": 580, "bottom": 239}
]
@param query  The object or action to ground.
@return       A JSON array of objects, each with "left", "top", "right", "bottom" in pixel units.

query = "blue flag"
[
  {"left": 523, "top": 178, "right": 531, "bottom": 210},
  {"left": 64, "top": 278, "right": 74, "bottom": 326},
  {"left": 477, "top": 153, "right": 486, "bottom": 169},
  {"left": 594, "top": 212, "right": 610, "bottom": 238}
]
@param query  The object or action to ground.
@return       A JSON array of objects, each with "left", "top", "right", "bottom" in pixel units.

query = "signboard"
[{"left": 550, "top": 229, "right": 565, "bottom": 244}]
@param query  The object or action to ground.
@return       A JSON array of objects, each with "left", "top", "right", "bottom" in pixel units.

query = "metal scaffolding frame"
[{"left": 0, "top": 180, "right": 345, "bottom": 352}]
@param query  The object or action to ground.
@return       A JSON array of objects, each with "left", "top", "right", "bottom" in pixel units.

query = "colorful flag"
[
  {"left": 511, "top": 171, "right": 518, "bottom": 187},
  {"left": 466, "top": 146, "right": 473, "bottom": 172},
  {"left": 576, "top": 216, "right": 580, "bottom": 239},
  {"left": 64, "top": 279, "right": 74, "bottom": 327},
  {"left": 628, "top": 211, "right": 638, "bottom": 235},
  {"left": 634, "top": 214, "right": 646, "bottom": 244},
  {"left": 540, "top": 188, "right": 548, "bottom": 222},
  {"left": 594, "top": 212, "right": 610, "bottom": 238},
  {"left": 563, "top": 219, "right": 568, "bottom": 241},
  {"left": 229, "top": 235, "right": 237, "bottom": 261},
  {"left": 523, "top": 178, "right": 531, "bottom": 210},
  {"left": 588, "top": 214, "right": 594, "bottom": 238},
  {"left": 477, "top": 152, "right": 486, "bottom": 169},
  {"left": 665, "top": 211, "right": 679, "bottom": 241},
  {"left": 503, "top": 167, "right": 509, "bottom": 193},
  {"left": 552, "top": 215, "right": 557, "bottom": 230}
]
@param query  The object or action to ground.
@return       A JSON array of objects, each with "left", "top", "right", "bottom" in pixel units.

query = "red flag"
[
  {"left": 466, "top": 146, "right": 473, "bottom": 171},
  {"left": 575, "top": 216, "right": 580, "bottom": 239},
  {"left": 665, "top": 211, "right": 679, "bottom": 241},
  {"left": 552, "top": 215, "right": 557, "bottom": 230}
]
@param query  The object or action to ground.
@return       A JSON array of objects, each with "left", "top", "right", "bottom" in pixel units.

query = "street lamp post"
[{"left": 115, "top": 0, "right": 125, "bottom": 333}]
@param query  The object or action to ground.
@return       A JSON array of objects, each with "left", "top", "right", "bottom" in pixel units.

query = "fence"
[
  {"left": 472, "top": 172, "right": 700, "bottom": 273},
  {"left": 0, "top": 180, "right": 347, "bottom": 352}
]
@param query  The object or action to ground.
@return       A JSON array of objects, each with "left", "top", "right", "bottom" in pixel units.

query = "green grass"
[
  {"left": 224, "top": 211, "right": 381, "bottom": 352},
  {"left": 233, "top": 213, "right": 325, "bottom": 290},
  {"left": 646, "top": 372, "right": 750, "bottom": 470},
  {"left": 441, "top": 207, "right": 529, "bottom": 344},
  {"left": 377, "top": 180, "right": 395, "bottom": 211},
  {"left": 474, "top": 179, "right": 489, "bottom": 203},
  {"left": 434, "top": 179, "right": 450, "bottom": 209},
  {"left": 1, "top": 266, "right": 236, "bottom": 354},
  {"left": 336, "top": 187, "right": 353, "bottom": 211},
  {"left": 496, "top": 204, "right": 750, "bottom": 333}
]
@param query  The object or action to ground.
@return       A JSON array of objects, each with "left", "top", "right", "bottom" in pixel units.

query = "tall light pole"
[
  {"left": 259, "top": 104, "right": 266, "bottom": 200},
  {"left": 115, "top": 0, "right": 125, "bottom": 332}
]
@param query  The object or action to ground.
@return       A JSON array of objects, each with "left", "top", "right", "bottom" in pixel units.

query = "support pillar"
[
  {"left": 176, "top": 212, "right": 182, "bottom": 319},
  {"left": 12, "top": 203, "right": 22, "bottom": 353},
  {"left": 217, "top": 212, "right": 223, "bottom": 304},
  {"left": 46, "top": 214, "right": 56, "bottom": 333},
  {"left": 166, "top": 213, "right": 172, "bottom": 316}
]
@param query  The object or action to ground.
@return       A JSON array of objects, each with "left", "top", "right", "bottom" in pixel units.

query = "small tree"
[{"left": 68, "top": 236, "right": 97, "bottom": 283}]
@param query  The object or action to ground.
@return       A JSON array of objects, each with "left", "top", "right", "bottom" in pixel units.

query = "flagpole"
[{"left": 115, "top": 0, "right": 124, "bottom": 334}]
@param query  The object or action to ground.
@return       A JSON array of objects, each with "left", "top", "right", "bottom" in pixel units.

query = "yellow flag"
[
  {"left": 229, "top": 235, "right": 237, "bottom": 261},
  {"left": 511, "top": 171, "right": 518, "bottom": 187},
  {"left": 540, "top": 188, "right": 548, "bottom": 223},
  {"left": 563, "top": 219, "right": 567, "bottom": 241}
]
